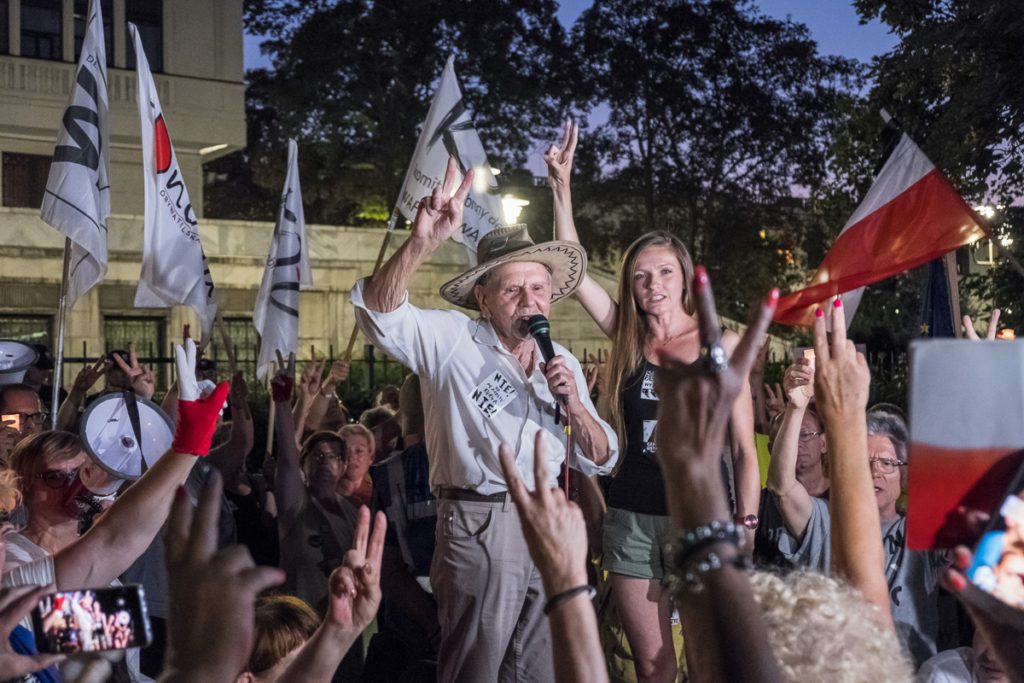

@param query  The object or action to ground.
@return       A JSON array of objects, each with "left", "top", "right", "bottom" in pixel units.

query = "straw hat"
[{"left": 439, "top": 225, "right": 587, "bottom": 310}]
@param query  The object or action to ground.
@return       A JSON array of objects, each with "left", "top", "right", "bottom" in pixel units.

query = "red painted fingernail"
[
  {"left": 694, "top": 266, "right": 709, "bottom": 290},
  {"left": 815, "top": 307, "right": 823, "bottom": 318},
  {"left": 834, "top": 298, "right": 842, "bottom": 308},
  {"left": 766, "top": 288, "right": 780, "bottom": 307},
  {"left": 946, "top": 570, "right": 966, "bottom": 592}
]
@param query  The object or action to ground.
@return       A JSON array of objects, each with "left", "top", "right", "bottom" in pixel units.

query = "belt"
[{"left": 438, "top": 487, "right": 508, "bottom": 503}]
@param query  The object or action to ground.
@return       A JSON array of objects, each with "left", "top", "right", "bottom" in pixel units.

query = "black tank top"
[{"left": 606, "top": 360, "right": 668, "bottom": 515}]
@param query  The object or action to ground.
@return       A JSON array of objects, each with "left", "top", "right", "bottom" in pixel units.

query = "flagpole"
[
  {"left": 51, "top": 237, "right": 73, "bottom": 421},
  {"left": 342, "top": 208, "right": 400, "bottom": 360}
]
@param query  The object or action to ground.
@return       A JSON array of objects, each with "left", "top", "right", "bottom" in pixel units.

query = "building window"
[
  {"left": 126, "top": 0, "right": 162, "bottom": 72},
  {"left": 74, "top": 0, "right": 114, "bottom": 65},
  {"left": 2, "top": 153, "right": 51, "bottom": 209},
  {"left": 0, "top": 1, "right": 10, "bottom": 55},
  {"left": 0, "top": 315, "right": 53, "bottom": 348},
  {"left": 20, "top": 0, "right": 63, "bottom": 61}
]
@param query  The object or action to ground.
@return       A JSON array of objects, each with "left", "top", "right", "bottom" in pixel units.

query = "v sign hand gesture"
[
  {"left": 544, "top": 118, "right": 578, "bottom": 192},
  {"left": 413, "top": 157, "right": 474, "bottom": 246}
]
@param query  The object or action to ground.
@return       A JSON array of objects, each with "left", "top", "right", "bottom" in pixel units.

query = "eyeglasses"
[
  {"left": 311, "top": 451, "right": 345, "bottom": 463},
  {"left": 37, "top": 468, "right": 79, "bottom": 490},
  {"left": 5, "top": 411, "right": 48, "bottom": 428},
  {"left": 868, "top": 457, "right": 907, "bottom": 475},
  {"left": 798, "top": 431, "right": 821, "bottom": 443}
]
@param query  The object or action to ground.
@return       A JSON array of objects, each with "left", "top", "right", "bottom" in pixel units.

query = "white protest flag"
[
  {"left": 131, "top": 23, "right": 218, "bottom": 339},
  {"left": 253, "top": 140, "right": 312, "bottom": 379},
  {"left": 396, "top": 56, "right": 504, "bottom": 262},
  {"left": 39, "top": 0, "right": 110, "bottom": 305}
]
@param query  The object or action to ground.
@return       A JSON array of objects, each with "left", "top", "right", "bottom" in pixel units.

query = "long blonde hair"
[{"left": 601, "top": 231, "right": 696, "bottom": 439}]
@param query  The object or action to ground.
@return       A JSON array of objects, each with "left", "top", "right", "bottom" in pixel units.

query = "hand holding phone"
[
  {"left": 31, "top": 585, "right": 151, "bottom": 655},
  {"left": 1, "top": 414, "right": 21, "bottom": 434}
]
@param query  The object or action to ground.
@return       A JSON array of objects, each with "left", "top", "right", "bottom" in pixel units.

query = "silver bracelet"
[{"left": 665, "top": 548, "right": 750, "bottom": 596}]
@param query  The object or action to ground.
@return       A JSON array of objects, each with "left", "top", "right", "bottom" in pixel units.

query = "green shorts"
[{"left": 602, "top": 506, "right": 671, "bottom": 580}]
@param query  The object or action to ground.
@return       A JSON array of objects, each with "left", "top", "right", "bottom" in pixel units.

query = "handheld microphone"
[{"left": 527, "top": 314, "right": 567, "bottom": 407}]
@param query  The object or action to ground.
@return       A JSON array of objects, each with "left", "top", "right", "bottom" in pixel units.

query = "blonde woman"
[{"left": 546, "top": 121, "right": 760, "bottom": 682}]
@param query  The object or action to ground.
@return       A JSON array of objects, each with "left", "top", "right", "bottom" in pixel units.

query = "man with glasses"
[
  {"left": 0, "top": 383, "right": 48, "bottom": 465},
  {"left": 763, "top": 361, "right": 944, "bottom": 667}
]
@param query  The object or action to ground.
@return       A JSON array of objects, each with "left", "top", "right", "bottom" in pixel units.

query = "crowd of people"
[{"left": 0, "top": 122, "right": 1021, "bottom": 683}]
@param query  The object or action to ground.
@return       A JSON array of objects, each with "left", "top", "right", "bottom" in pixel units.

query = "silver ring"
[{"left": 704, "top": 343, "right": 729, "bottom": 373}]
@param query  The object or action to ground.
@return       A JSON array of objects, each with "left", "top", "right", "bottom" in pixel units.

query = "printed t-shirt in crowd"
[
  {"left": 768, "top": 496, "right": 943, "bottom": 667},
  {"left": 607, "top": 360, "right": 666, "bottom": 515}
]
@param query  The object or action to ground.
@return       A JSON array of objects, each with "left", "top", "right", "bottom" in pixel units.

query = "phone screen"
[
  {"left": 1, "top": 414, "right": 21, "bottom": 433},
  {"left": 31, "top": 585, "right": 152, "bottom": 654},
  {"left": 967, "top": 463, "right": 1024, "bottom": 608}
]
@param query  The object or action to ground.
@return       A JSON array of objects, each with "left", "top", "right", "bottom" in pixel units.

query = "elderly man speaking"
[{"left": 352, "top": 158, "right": 617, "bottom": 682}]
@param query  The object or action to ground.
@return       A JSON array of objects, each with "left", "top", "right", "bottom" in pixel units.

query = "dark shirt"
[{"left": 607, "top": 360, "right": 667, "bottom": 515}]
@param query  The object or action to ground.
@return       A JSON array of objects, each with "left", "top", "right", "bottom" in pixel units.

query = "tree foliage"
[
  {"left": 855, "top": 0, "right": 1024, "bottom": 204},
  {"left": 566, "top": 0, "right": 861, "bottom": 320},
  {"left": 223, "top": 0, "right": 575, "bottom": 224}
]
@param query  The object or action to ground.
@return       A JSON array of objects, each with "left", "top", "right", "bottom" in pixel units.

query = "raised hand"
[
  {"left": 811, "top": 301, "right": 869, "bottom": 426},
  {"left": 763, "top": 382, "right": 786, "bottom": 418},
  {"left": 499, "top": 431, "right": 588, "bottom": 596},
  {"left": 112, "top": 343, "right": 155, "bottom": 400},
  {"left": 326, "top": 506, "right": 386, "bottom": 634},
  {"left": 172, "top": 338, "right": 230, "bottom": 457},
  {"left": 229, "top": 371, "right": 251, "bottom": 421},
  {"left": 412, "top": 157, "right": 474, "bottom": 245},
  {"left": 783, "top": 359, "right": 815, "bottom": 409},
  {"left": 164, "top": 471, "right": 285, "bottom": 682},
  {"left": 71, "top": 357, "right": 109, "bottom": 395},
  {"left": 963, "top": 308, "right": 1002, "bottom": 340},
  {"left": 271, "top": 350, "right": 297, "bottom": 404},
  {"left": 0, "top": 579, "right": 64, "bottom": 679},
  {"left": 301, "top": 354, "right": 327, "bottom": 401},
  {"left": 544, "top": 118, "right": 578, "bottom": 192},
  {"left": 325, "top": 359, "right": 350, "bottom": 386}
]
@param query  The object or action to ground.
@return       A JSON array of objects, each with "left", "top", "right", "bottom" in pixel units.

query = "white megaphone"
[
  {"left": 79, "top": 391, "right": 174, "bottom": 495},
  {"left": 0, "top": 340, "right": 38, "bottom": 385}
]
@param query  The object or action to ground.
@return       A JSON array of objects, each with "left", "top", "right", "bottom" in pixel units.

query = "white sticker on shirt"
[
  {"left": 641, "top": 369, "right": 659, "bottom": 401},
  {"left": 643, "top": 419, "right": 658, "bottom": 454},
  {"left": 469, "top": 371, "right": 518, "bottom": 419}
]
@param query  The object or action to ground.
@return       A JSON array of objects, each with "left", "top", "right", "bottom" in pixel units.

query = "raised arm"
[
  {"left": 53, "top": 339, "right": 229, "bottom": 588},
  {"left": 545, "top": 119, "right": 617, "bottom": 336},
  {"left": 207, "top": 371, "right": 253, "bottom": 488},
  {"left": 766, "top": 359, "right": 815, "bottom": 538},
  {"left": 271, "top": 352, "right": 306, "bottom": 534},
  {"left": 55, "top": 357, "right": 108, "bottom": 431},
  {"left": 363, "top": 157, "right": 473, "bottom": 313},
  {"left": 293, "top": 356, "right": 326, "bottom": 447},
  {"left": 541, "top": 356, "right": 612, "bottom": 466},
  {"left": 655, "top": 267, "right": 781, "bottom": 683},
  {"left": 722, "top": 329, "right": 760, "bottom": 542},
  {"left": 813, "top": 301, "right": 893, "bottom": 631}
]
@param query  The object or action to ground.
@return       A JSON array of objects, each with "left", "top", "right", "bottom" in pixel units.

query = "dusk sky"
[
  {"left": 242, "top": 1, "right": 899, "bottom": 174},
  {"left": 243, "top": 1, "right": 898, "bottom": 72}
]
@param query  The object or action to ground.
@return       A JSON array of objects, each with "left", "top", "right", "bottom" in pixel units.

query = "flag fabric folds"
[
  {"left": 918, "top": 253, "right": 959, "bottom": 338},
  {"left": 39, "top": 0, "right": 110, "bottom": 306},
  {"left": 774, "top": 131, "right": 987, "bottom": 326},
  {"left": 130, "top": 23, "right": 218, "bottom": 339},
  {"left": 395, "top": 55, "right": 504, "bottom": 263},
  {"left": 254, "top": 140, "right": 312, "bottom": 380}
]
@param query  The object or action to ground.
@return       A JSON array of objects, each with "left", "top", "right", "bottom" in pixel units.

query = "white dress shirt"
[{"left": 351, "top": 279, "right": 618, "bottom": 495}]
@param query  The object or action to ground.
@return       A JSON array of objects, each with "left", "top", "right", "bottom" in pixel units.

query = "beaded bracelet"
[
  {"left": 665, "top": 519, "right": 745, "bottom": 571},
  {"left": 543, "top": 584, "right": 597, "bottom": 615},
  {"left": 664, "top": 548, "right": 752, "bottom": 596}
]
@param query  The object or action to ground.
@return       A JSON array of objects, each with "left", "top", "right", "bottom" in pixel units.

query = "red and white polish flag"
[
  {"left": 130, "top": 22, "right": 217, "bottom": 339},
  {"left": 774, "top": 129, "right": 987, "bottom": 327},
  {"left": 907, "top": 340, "right": 1024, "bottom": 549}
]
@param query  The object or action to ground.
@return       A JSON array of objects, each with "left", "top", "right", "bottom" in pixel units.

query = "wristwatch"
[{"left": 735, "top": 514, "right": 759, "bottom": 531}]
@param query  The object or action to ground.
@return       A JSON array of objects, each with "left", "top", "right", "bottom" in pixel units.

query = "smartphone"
[
  {"left": 966, "top": 458, "right": 1024, "bottom": 607},
  {"left": 31, "top": 585, "right": 152, "bottom": 654},
  {"left": 1, "top": 413, "right": 21, "bottom": 432}
]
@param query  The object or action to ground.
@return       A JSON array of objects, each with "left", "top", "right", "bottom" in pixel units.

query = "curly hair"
[
  {"left": 749, "top": 569, "right": 913, "bottom": 682},
  {"left": 0, "top": 468, "right": 22, "bottom": 514}
]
